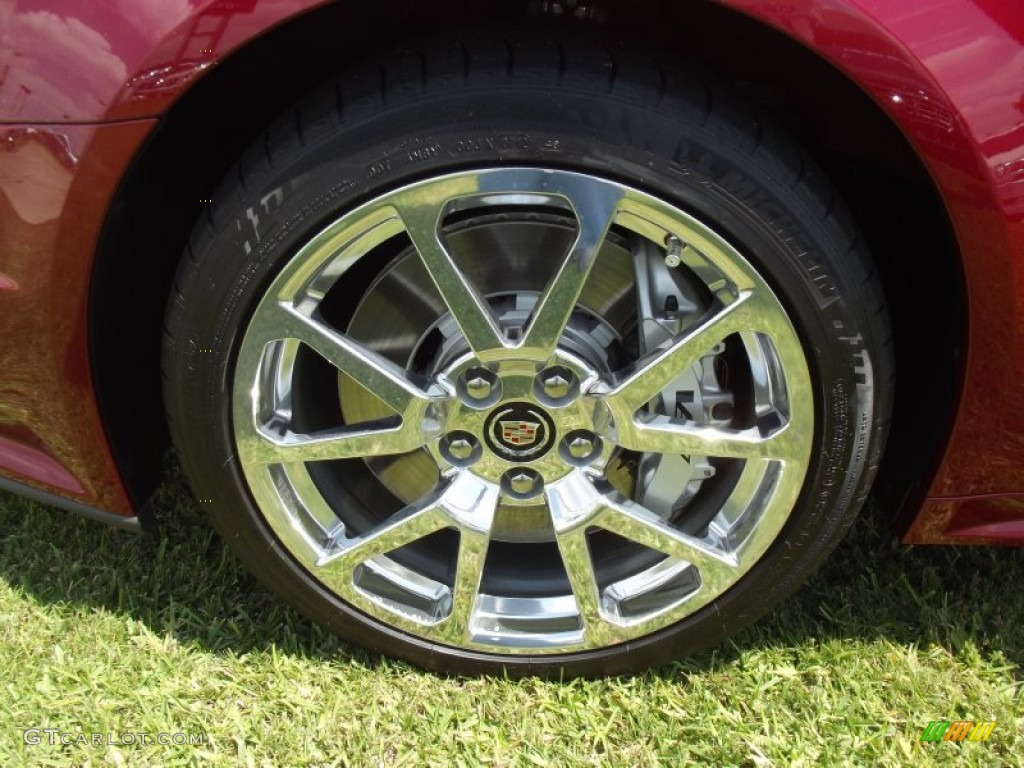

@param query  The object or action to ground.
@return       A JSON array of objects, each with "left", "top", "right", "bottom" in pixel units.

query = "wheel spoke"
[
  {"left": 554, "top": 528, "right": 620, "bottom": 646},
  {"left": 254, "top": 303, "right": 434, "bottom": 416},
  {"left": 615, "top": 418, "right": 801, "bottom": 462},
  {"left": 594, "top": 496, "right": 739, "bottom": 593},
  {"left": 546, "top": 473, "right": 622, "bottom": 645},
  {"left": 602, "top": 292, "right": 761, "bottom": 416},
  {"left": 519, "top": 180, "right": 623, "bottom": 359},
  {"left": 391, "top": 200, "right": 506, "bottom": 357},
  {"left": 240, "top": 420, "right": 431, "bottom": 465},
  {"left": 441, "top": 526, "right": 494, "bottom": 642},
  {"left": 317, "top": 474, "right": 499, "bottom": 636},
  {"left": 316, "top": 490, "right": 451, "bottom": 575},
  {"left": 439, "top": 478, "right": 498, "bottom": 640}
]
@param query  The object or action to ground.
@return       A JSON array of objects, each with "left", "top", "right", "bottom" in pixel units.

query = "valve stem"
[{"left": 664, "top": 235, "right": 685, "bottom": 268}]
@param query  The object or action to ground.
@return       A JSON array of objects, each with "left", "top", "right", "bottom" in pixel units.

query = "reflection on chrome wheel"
[
  {"left": 232, "top": 169, "right": 814, "bottom": 653},
  {"left": 164, "top": 35, "right": 890, "bottom": 675}
]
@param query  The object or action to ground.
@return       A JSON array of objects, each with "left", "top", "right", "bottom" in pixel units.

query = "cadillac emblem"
[
  {"left": 485, "top": 403, "right": 556, "bottom": 461},
  {"left": 500, "top": 420, "right": 540, "bottom": 447}
]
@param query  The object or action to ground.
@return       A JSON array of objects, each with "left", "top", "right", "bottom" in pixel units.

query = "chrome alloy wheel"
[{"left": 232, "top": 168, "right": 814, "bottom": 654}]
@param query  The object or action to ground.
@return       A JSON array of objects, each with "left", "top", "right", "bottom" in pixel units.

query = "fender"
[
  {"left": 719, "top": 0, "right": 1024, "bottom": 542},
  {"left": 0, "top": 1, "right": 331, "bottom": 122}
]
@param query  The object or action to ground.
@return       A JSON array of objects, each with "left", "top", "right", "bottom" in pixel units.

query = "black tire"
[{"left": 164, "top": 32, "right": 892, "bottom": 677}]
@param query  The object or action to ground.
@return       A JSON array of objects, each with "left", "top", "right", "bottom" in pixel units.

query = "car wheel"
[{"left": 164, "top": 34, "right": 892, "bottom": 676}]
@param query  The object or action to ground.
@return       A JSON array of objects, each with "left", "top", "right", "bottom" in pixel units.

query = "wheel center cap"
[{"left": 484, "top": 402, "right": 557, "bottom": 462}]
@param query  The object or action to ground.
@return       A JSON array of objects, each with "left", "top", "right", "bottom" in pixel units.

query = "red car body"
[{"left": 0, "top": 0, "right": 1022, "bottom": 544}]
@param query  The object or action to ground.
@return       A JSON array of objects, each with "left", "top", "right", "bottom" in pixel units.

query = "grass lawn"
[{"left": 0, "top": 470, "right": 1021, "bottom": 766}]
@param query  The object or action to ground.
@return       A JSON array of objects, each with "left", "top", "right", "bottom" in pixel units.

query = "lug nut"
[
  {"left": 568, "top": 436, "right": 595, "bottom": 459},
  {"left": 543, "top": 374, "right": 570, "bottom": 399},
  {"left": 509, "top": 473, "right": 536, "bottom": 494},
  {"left": 461, "top": 368, "right": 499, "bottom": 406},
  {"left": 538, "top": 366, "right": 577, "bottom": 401},
  {"left": 535, "top": 367, "right": 577, "bottom": 405},
  {"left": 442, "top": 432, "right": 479, "bottom": 465},
  {"left": 465, "top": 376, "right": 492, "bottom": 400},
  {"left": 503, "top": 469, "right": 543, "bottom": 498},
  {"left": 447, "top": 438, "right": 474, "bottom": 461},
  {"left": 561, "top": 430, "right": 602, "bottom": 465}
]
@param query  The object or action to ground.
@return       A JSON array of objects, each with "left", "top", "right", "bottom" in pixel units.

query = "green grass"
[{"left": 0, "top": 470, "right": 1021, "bottom": 767}]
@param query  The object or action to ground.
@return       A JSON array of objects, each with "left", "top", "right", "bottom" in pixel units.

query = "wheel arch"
[{"left": 89, "top": 0, "right": 966, "bottom": 524}]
